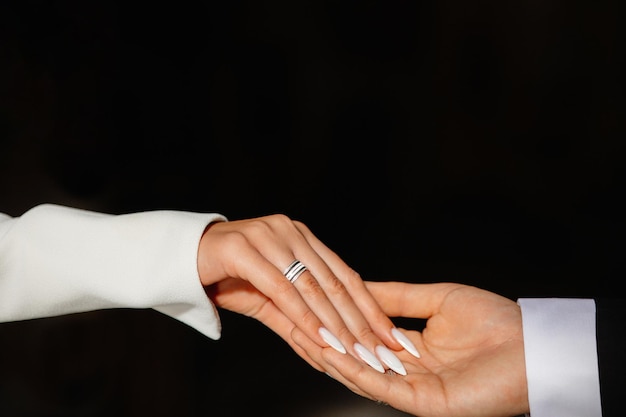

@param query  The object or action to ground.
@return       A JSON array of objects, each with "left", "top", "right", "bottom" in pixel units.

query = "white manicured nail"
[
  {"left": 391, "top": 328, "right": 421, "bottom": 358},
  {"left": 375, "top": 345, "right": 407, "bottom": 376},
  {"left": 354, "top": 343, "right": 385, "bottom": 373},
  {"left": 319, "top": 327, "right": 346, "bottom": 354}
]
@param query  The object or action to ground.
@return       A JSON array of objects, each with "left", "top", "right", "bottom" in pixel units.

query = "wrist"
[{"left": 197, "top": 220, "right": 224, "bottom": 287}]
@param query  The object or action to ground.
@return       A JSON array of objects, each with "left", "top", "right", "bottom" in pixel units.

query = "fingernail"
[
  {"left": 375, "top": 345, "right": 407, "bottom": 376},
  {"left": 354, "top": 343, "right": 385, "bottom": 373},
  {"left": 319, "top": 327, "right": 346, "bottom": 354},
  {"left": 391, "top": 328, "right": 421, "bottom": 359}
]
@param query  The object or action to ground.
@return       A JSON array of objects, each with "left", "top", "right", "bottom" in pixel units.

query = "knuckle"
[
  {"left": 323, "top": 272, "right": 349, "bottom": 297},
  {"left": 268, "top": 213, "right": 304, "bottom": 236},
  {"left": 265, "top": 213, "right": 293, "bottom": 229},
  {"left": 247, "top": 214, "right": 300, "bottom": 239},
  {"left": 299, "top": 277, "right": 326, "bottom": 300},
  {"left": 292, "top": 219, "right": 310, "bottom": 233},
  {"left": 300, "top": 308, "right": 319, "bottom": 328},
  {"left": 244, "top": 218, "right": 274, "bottom": 238},
  {"left": 220, "top": 231, "right": 249, "bottom": 252},
  {"left": 335, "top": 324, "right": 354, "bottom": 341},
  {"left": 355, "top": 325, "right": 377, "bottom": 341},
  {"left": 336, "top": 268, "right": 366, "bottom": 294},
  {"left": 275, "top": 277, "right": 298, "bottom": 296},
  {"left": 343, "top": 268, "right": 363, "bottom": 285}
]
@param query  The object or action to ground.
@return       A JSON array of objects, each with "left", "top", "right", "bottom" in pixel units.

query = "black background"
[{"left": 1, "top": 1, "right": 624, "bottom": 416}]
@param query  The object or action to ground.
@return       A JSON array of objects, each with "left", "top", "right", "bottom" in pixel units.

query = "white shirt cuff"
[{"left": 517, "top": 298, "right": 602, "bottom": 417}]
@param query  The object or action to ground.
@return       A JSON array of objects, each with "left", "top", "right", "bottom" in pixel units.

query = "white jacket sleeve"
[
  {"left": 0, "top": 203, "right": 227, "bottom": 340},
  {"left": 517, "top": 298, "right": 602, "bottom": 417}
]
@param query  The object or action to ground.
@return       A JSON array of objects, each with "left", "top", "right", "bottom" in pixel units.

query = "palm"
[
  {"left": 400, "top": 287, "right": 525, "bottom": 416},
  {"left": 352, "top": 282, "right": 528, "bottom": 417}
]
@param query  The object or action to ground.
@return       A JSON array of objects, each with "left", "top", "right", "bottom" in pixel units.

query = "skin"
[
  {"left": 196, "top": 214, "right": 405, "bottom": 370},
  {"left": 292, "top": 281, "right": 530, "bottom": 417}
]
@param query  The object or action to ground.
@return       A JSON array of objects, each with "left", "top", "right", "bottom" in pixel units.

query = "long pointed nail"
[
  {"left": 354, "top": 343, "right": 385, "bottom": 373},
  {"left": 319, "top": 327, "right": 346, "bottom": 354},
  {"left": 375, "top": 345, "right": 407, "bottom": 376},
  {"left": 391, "top": 328, "right": 421, "bottom": 358}
]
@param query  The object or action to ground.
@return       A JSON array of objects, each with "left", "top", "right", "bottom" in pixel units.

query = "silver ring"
[{"left": 282, "top": 260, "right": 307, "bottom": 284}]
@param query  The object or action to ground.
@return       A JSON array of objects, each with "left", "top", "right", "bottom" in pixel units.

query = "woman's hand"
[
  {"left": 292, "top": 281, "right": 529, "bottom": 417},
  {"left": 197, "top": 214, "right": 412, "bottom": 374}
]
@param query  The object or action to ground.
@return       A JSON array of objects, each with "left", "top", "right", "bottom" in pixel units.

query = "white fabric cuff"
[
  {"left": 518, "top": 298, "right": 602, "bottom": 417},
  {"left": 0, "top": 204, "right": 227, "bottom": 340}
]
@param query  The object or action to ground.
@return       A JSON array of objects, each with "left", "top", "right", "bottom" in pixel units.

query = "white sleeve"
[
  {"left": 517, "top": 298, "right": 602, "bottom": 417},
  {"left": 0, "top": 203, "right": 227, "bottom": 340}
]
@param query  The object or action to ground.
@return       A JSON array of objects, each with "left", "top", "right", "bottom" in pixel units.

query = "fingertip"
[
  {"left": 391, "top": 327, "right": 421, "bottom": 359},
  {"left": 319, "top": 327, "right": 347, "bottom": 354}
]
